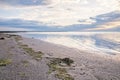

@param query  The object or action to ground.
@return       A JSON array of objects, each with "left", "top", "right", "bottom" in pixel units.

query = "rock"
[{"left": 0, "top": 37, "right": 5, "bottom": 40}]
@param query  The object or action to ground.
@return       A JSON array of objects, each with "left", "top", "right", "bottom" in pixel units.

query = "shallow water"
[{"left": 12, "top": 32, "right": 120, "bottom": 55}]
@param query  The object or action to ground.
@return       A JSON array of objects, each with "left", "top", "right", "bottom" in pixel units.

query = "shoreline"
[{"left": 0, "top": 33, "right": 120, "bottom": 80}]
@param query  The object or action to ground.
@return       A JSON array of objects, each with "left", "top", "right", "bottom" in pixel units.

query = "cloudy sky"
[{"left": 0, "top": 0, "right": 120, "bottom": 31}]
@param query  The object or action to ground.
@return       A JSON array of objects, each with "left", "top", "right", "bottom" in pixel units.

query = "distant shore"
[{"left": 0, "top": 33, "right": 120, "bottom": 80}]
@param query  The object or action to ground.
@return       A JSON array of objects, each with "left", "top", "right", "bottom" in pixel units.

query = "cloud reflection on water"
[{"left": 18, "top": 32, "right": 120, "bottom": 55}]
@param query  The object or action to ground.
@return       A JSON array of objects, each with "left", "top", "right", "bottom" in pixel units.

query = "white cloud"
[{"left": 1, "top": 0, "right": 120, "bottom": 27}]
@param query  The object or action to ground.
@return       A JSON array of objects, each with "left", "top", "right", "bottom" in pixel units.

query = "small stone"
[{"left": 0, "top": 37, "right": 5, "bottom": 40}]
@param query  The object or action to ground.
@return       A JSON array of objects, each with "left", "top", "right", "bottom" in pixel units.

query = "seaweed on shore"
[
  {"left": 13, "top": 35, "right": 43, "bottom": 61},
  {"left": 0, "top": 59, "right": 12, "bottom": 66},
  {"left": 20, "top": 44, "right": 43, "bottom": 61},
  {"left": 48, "top": 58, "right": 74, "bottom": 80}
]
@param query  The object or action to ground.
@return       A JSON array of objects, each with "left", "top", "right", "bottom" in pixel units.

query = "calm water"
[{"left": 11, "top": 32, "right": 120, "bottom": 55}]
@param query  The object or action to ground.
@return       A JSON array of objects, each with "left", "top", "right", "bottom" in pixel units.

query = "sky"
[{"left": 0, "top": 0, "right": 120, "bottom": 31}]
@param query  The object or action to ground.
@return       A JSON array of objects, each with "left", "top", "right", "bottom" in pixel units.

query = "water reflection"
[{"left": 15, "top": 32, "right": 120, "bottom": 55}]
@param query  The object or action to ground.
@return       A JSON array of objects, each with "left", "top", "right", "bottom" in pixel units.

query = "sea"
[{"left": 9, "top": 32, "right": 120, "bottom": 55}]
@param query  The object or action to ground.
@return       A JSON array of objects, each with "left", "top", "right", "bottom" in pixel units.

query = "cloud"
[
  {"left": 0, "top": 18, "right": 40, "bottom": 27},
  {"left": 0, "top": 10, "right": 120, "bottom": 31},
  {"left": 0, "top": 26, "right": 32, "bottom": 31},
  {"left": 0, "top": 18, "right": 42, "bottom": 31},
  {"left": 0, "top": 0, "right": 119, "bottom": 27},
  {"left": 0, "top": 0, "right": 43, "bottom": 7},
  {"left": 86, "top": 11, "right": 120, "bottom": 31},
  {"left": 19, "top": 0, "right": 120, "bottom": 26},
  {"left": 87, "top": 19, "right": 120, "bottom": 31},
  {"left": 0, "top": 18, "right": 62, "bottom": 31}
]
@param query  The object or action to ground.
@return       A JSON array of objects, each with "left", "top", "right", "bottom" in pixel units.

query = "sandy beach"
[{"left": 0, "top": 33, "right": 120, "bottom": 80}]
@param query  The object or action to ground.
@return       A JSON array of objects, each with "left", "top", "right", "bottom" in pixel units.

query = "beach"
[{"left": 0, "top": 33, "right": 120, "bottom": 80}]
